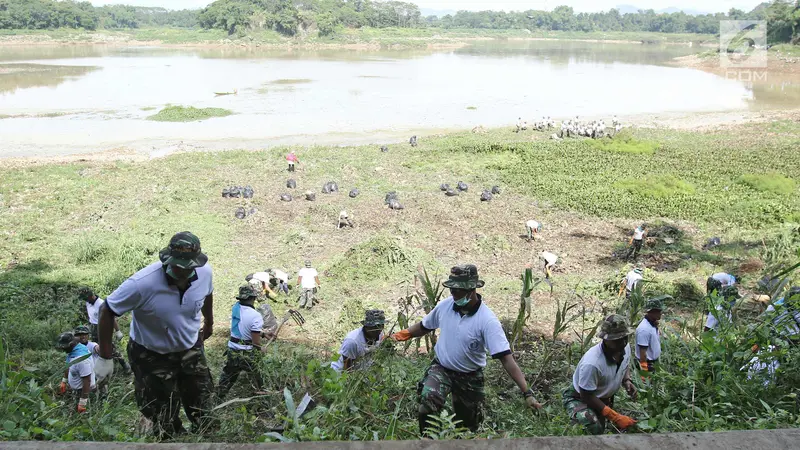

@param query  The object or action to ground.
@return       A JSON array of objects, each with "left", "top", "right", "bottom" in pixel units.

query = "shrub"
[
  {"left": 588, "top": 132, "right": 658, "bottom": 155},
  {"left": 615, "top": 175, "right": 695, "bottom": 198},
  {"left": 147, "top": 106, "right": 233, "bottom": 122},
  {"left": 738, "top": 173, "right": 797, "bottom": 195}
]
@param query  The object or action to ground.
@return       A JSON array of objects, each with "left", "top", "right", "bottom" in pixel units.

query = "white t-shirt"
[
  {"left": 625, "top": 271, "right": 643, "bottom": 291},
  {"left": 331, "top": 327, "right": 384, "bottom": 373},
  {"left": 85, "top": 341, "right": 99, "bottom": 365},
  {"left": 712, "top": 273, "right": 736, "bottom": 287},
  {"left": 573, "top": 342, "right": 630, "bottom": 399},
  {"left": 635, "top": 318, "right": 661, "bottom": 361},
  {"left": 228, "top": 302, "right": 264, "bottom": 351},
  {"left": 86, "top": 298, "right": 105, "bottom": 325},
  {"left": 297, "top": 267, "right": 318, "bottom": 289},
  {"left": 421, "top": 296, "right": 511, "bottom": 373},
  {"left": 633, "top": 228, "right": 645, "bottom": 240},
  {"left": 67, "top": 344, "right": 96, "bottom": 391},
  {"left": 272, "top": 270, "right": 289, "bottom": 284},
  {"left": 705, "top": 304, "right": 731, "bottom": 330},
  {"left": 526, "top": 220, "right": 540, "bottom": 230},
  {"left": 106, "top": 261, "right": 214, "bottom": 354},
  {"left": 541, "top": 252, "right": 558, "bottom": 266},
  {"left": 251, "top": 272, "right": 271, "bottom": 284}
]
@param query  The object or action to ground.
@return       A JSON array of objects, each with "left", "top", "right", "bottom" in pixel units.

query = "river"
[{"left": 1, "top": 41, "right": 797, "bottom": 158}]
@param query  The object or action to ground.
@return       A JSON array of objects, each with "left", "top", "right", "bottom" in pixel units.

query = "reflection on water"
[
  {"left": 0, "top": 42, "right": 797, "bottom": 157},
  {"left": 0, "top": 63, "right": 98, "bottom": 94}
]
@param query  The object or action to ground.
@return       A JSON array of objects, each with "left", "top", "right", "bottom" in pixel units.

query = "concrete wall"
[{"left": 4, "top": 429, "right": 799, "bottom": 450}]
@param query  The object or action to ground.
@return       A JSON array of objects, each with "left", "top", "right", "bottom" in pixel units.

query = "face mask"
[
  {"left": 454, "top": 295, "right": 471, "bottom": 307},
  {"left": 166, "top": 265, "right": 196, "bottom": 281}
]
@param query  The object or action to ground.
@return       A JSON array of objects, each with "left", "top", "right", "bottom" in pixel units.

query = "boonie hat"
[
  {"left": 597, "top": 314, "right": 634, "bottom": 341},
  {"left": 159, "top": 231, "right": 208, "bottom": 269},
  {"left": 644, "top": 294, "right": 672, "bottom": 312},
  {"left": 74, "top": 325, "right": 91, "bottom": 335},
  {"left": 362, "top": 310, "right": 386, "bottom": 328},
  {"left": 442, "top": 264, "right": 485, "bottom": 290},
  {"left": 236, "top": 284, "right": 260, "bottom": 301},
  {"left": 56, "top": 332, "right": 75, "bottom": 350}
]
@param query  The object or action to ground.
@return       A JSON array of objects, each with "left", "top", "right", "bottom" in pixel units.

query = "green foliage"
[
  {"left": 147, "top": 105, "right": 233, "bottom": 122},
  {"left": 738, "top": 173, "right": 797, "bottom": 195},
  {"left": 615, "top": 175, "right": 696, "bottom": 199},
  {"left": 326, "top": 235, "right": 429, "bottom": 282},
  {"left": 589, "top": 132, "right": 658, "bottom": 155}
]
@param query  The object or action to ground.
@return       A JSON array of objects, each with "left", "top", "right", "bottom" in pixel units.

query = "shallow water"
[{"left": 0, "top": 41, "right": 797, "bottom": 158}]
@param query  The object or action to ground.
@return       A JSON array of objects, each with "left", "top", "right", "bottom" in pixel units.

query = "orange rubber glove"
[
  {"left": 602, "top": 406, "right": 636, "bottom": 430},
  {"left": 751, "top": 344, "right": 760, "bottom": 352},
  {"left": 77, "top": 398, "right": 88, "bottom": 414},
  {"left": 392, "top": 329, "right": 413, "bottom": 342},
  {"left": 640, "top": 361, "right": 650, "bottom": 372},
  {"left": 58, "top": 378, "right": 68, "bottom": 395}
]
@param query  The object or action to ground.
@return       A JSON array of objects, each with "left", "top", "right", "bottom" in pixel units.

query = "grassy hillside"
[{"left": 0, "top": 121, "right": 798, "bottom": 442}]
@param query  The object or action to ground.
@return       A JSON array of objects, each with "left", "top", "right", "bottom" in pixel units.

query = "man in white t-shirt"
[
  {"left": 332, "top": 310, "right": 385, "bottom": 373},
  {"left": 338, "top": 210, "right": 354, "bottom": 229},
  {"left": 620, "top": 268, "right": 644, "bottom": 298},
  {"left": 98, "top": 231, "right": 216, "bottom": 438},
  {"left": 636, "top": 296, "right": 668, "bottom": 373},
  {"left": 392, "top": 264, "right": 542, "bottom": 434},
  {"left": 626, "top": 223, "right": 647, "bottom": 259},
  {"left": 704, "top": 286, "right": 740, "bottom": 332},
  {"left": 525, "top": 220, "right": 542, "bottom": 241},
  {"left": 56, "top": 331, "right": 95, "bottom": 414},
  {"left": 218, "top": 285, "right": 267, "bottom": 399},
  {"left": 540, "top": 251, "right": 558, "bottom": 280},
  {"left": 78, "top": 288, "right": 130, "bottom": 374},
  {"left": 297, "top": 260, "right": 320, "bottom": 310},
  {"left": 564, "top": 315, "right": 638, "bottom": 435},
  {"left": 268, "top": 268, "right": 290, "bottom": 295}
]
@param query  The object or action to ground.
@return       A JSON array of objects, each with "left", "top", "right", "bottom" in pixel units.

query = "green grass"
[
  {"left": 466, "top": 106, "right": 478, "bottom": 110},
  {"left": 615, "top": 175, "right": 696, "bottom": 198},
  {"left": 588, "top": 132, "right": 658, "bottom": 155},
  {"left": 147, "top": 105, "right": 233, "bottom": 122},
  {"left": 269, "top": 79, "right": 313, "bottom": 85},
  {"left": 738, "top": 173, "right": 797, "bottom": 195}
]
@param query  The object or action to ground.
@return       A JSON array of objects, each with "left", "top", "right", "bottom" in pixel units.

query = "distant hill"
[
  {"left": 615, "top": 4, "right": 711, "bottom": 15},
  {"left": 420, "top": 8, "right": 457, "bottom": 18}
]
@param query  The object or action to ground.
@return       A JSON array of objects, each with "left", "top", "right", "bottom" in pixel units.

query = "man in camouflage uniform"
[
  {"left": 217, "top": 284, "right": 272, "bottom": 400},
  {"left": 97, "top": 232, "right": 216, "bottom": 438},
  {"left": 563, "top": 314, "right": 638, "bottom": 435},
  {"left": 392, "top": 264, "right": 542, "bottom": 435}
]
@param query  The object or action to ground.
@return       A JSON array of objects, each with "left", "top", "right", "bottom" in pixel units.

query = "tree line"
[{"left": 0, "top": 0, "right": 797, "bottom": 45}]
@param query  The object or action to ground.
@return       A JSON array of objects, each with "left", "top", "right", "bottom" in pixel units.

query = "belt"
[{"left": 229, "top": 337, "right": 253, "bottom": 345}]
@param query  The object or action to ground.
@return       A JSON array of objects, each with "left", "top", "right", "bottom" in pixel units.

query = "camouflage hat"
[
  {"left": 721, "top": 286, "right": 742, "bottom": 300},
  {"left": 362, "top": 309, "right": 386, "bottom": 328},
  {"left": 236, "top": 284, "right": 260, "bottom": 301},
  {"left": 644, "top": 294, "right": 672, "bottom": 312},
  {"left": 597, "top": 314, "right": 634, "bottom": 341},
  {"left": 442, "top": 264, "right": 485, "bottom": 290},
  {"left": 77, "top": 287, "right": 94, "bottom": 301},
  {"left": 56, "top": 332, "right": 76, "bottom": 350},
  {"left": 159, "top": 231, "right": 208, "bottom": 269},
  {"left": 74, "top": 325, "right": 91, "bottom": 335},
  {"left": 304, "top": 260, "right": 312, "bottom": 268}
]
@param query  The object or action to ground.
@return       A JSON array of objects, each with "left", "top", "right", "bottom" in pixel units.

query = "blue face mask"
[{"left": 454, "top": 295, "right": 471, "bottom": 307}]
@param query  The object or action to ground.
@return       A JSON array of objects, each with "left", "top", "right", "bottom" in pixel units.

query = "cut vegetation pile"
[{"left": 147, "top": 105, "right": 233, "bottom": 122}]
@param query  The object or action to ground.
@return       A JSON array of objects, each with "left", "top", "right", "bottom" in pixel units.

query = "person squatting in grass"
[
  {"left": 217, "top": 284, "right": 275, "bottom": 399},
  {"left": 525, "top": 219, "right": 542, "bottom": 242},
  {"left": 636, "top": 296, "right": 669, "bottom": 373},
  {"left": 56, "top": 331, "right": 96, "bottom": 414},
  {"left": 78, "top": 287, "right": 130, "bottom": 374},
  {"left": 620, "top": 267, "right": 644, "bottom": 299},
  {"left": 563, "top": 314, "right": 638, "bottom": 435},
  {"left": 332, "top": 310, "right": 386, "bottom": 373},
  {"left": 392, "top": 264, "right": 542, "bottom": 435},
  {"left": 540, "top": 251, "right": 558, "bottom": 280},
  {"left": 97, "top": 231, "right": 216, "bottom": 439}
]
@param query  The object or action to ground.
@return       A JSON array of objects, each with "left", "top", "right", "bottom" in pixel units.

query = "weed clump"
[
  {"left": 147, "top": 105, "right": 233, "bottom": 122},
  {"left": 589, "top": 132, "right": 658, "bottom": 155},
  {"left": 615, "top": 175, "right": 695, "bottom": 198},
  {"left": 326, "top": 235, "right": 429, "bottom": 282},
  {"left": 738, "top": 173, "right": 797, "bottom": 195}
]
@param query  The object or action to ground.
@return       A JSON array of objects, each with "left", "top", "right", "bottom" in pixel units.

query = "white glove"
[
  {"left": 114, "top": 331, "right": 124, "bottom": 341},
  {"left": 94, "top": 356, "right": 114, "bottom": 383}
]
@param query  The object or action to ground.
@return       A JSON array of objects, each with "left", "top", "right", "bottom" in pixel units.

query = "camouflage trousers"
[
  {"left": 127, "top": 339, "right": 216, "bottom": 439},
  {"left": 298, "top": 288, "right": 315, "bottom": 309},
  {"left": 417, "top": 360, "right": 485, "bottom": 434},
  {"left": 217, "top": 349, "right": 263, "bottom": 400},
  {"left": 562, "top": 386, "right": 614, "bottom": 435},
  {"left": 626, "top": 239, "right": 643, "bottom": 259}
]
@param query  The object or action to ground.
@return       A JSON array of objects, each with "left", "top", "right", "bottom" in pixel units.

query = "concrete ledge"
[{"left": 4, "top": 429, "right": 800, "bottom": 450}]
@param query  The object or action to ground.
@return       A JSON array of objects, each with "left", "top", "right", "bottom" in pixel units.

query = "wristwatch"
[{"left": 523, "top": 389, "right": 535, "bottom": 398}]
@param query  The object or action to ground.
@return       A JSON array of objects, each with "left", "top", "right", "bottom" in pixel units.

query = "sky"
[{"left": 88, "top": 0, "right": 767, "bottom": 14}]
